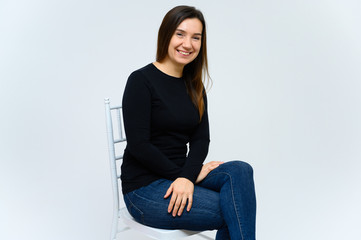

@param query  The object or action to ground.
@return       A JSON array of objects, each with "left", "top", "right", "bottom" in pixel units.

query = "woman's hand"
[
  {"left": 164, "top": 177, "right": 194, "bottom": 217},
  {"left": 195, "top": 161, "right": 224, "bottom": 184}
]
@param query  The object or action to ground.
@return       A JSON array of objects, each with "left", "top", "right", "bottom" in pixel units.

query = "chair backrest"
[
  {"left": 104, "top": 98, "right": 211, "bottom": 240},
  {"left": 104, "top": 98, "right": 126, "bottom": 213}
]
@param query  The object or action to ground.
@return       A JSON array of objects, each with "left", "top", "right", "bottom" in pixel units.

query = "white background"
[{"left": 1, "top": 0, "right": 360, "bottom": 239}]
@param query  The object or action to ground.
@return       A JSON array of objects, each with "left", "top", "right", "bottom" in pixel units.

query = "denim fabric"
[{"left": 123, "top": 161, "right": 256, "bottom": 240}]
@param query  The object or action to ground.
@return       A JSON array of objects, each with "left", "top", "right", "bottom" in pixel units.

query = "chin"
[{"left": 176, "top": 59, "right": 195, "bottom": 66}]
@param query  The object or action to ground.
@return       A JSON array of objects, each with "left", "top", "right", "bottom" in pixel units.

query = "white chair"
[{"left": 104, "top": 98, "right": 212, "bottom": 240}]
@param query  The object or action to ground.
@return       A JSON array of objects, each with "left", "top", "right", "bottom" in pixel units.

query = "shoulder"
[
  {"left": 126, "top": 64, "right": 160, "bottom": 90},
  {"left": 124, "top": 64, "right": 157, "bottom": 95},
  {"left": 128, "top": 63, "right": 156, "bottom": 81}
]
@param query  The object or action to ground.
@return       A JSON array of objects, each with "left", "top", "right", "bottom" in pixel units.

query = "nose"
[{"left": 182, "top": 37, "right": 192, "bottom": 49}]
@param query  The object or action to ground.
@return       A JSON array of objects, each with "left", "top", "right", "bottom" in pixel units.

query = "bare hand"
[
  {"left": 195, "top": 161, "right": 224, "bottom": 184},
  {"left": 164, "top": 177, "right": 194, "bottom": 217}
]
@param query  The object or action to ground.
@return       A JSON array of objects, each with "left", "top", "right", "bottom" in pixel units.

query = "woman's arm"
[
  {"left": 122, "top": 71, "right": 183, "bottom": 179},
  {"left": 179, "top": 94, "right": 210, "bottom": 182}
]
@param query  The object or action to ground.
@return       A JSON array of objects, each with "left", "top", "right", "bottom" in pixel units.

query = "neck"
[{"left": 153, "top": 59, "right": 183, "bottom": 78}]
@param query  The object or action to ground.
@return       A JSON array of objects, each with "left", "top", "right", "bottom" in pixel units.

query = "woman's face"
[{"left": 166, "top": 18, "right": 203, "bottom": 68}]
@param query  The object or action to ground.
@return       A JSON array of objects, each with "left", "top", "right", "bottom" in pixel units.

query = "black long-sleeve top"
[{"left": 121, "top": 63, "right": 210, "bottom": 194}]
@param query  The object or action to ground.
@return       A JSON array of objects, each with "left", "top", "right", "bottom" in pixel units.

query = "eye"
[
  {"left": 176, "top": 32, "right": 184, "bottom": 37},
  {"left": 193, "top": 36, "right": 201, "bottom": 41}
]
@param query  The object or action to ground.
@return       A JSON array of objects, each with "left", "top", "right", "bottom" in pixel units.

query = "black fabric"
[{"left": 121, "top": 63, "right": 210, "bottom": 194}]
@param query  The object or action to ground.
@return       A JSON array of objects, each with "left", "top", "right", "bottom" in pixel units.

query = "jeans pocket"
[{"left": 124, "top": 193, "right": 145, "bottom": 224}]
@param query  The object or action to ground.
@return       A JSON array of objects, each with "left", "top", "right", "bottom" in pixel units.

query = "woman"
[{"left": 121, "top": 5, "right": 256, "bottom": 240}]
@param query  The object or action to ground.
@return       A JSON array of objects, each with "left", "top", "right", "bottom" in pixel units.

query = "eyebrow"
[{"left": 176, "top": 29, "right": 202, "bottom": 36}]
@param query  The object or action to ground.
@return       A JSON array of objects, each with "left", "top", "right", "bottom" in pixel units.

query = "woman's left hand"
[
  {"left": 195, "top": 161, "right": 224, "bottom": 184},
  {"left": 164, "top": 177, "right": 194, "bottom": 217}
]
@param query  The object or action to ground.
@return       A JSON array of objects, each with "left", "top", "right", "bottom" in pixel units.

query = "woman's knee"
[{"left": 222, "top": 160, "right": 254, "bottom": 176}]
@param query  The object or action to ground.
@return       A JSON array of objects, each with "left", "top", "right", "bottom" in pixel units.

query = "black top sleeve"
[
  {"left": 122, "top": 71, "right": 184, "bottom": 179},
  {"left": 179, "top": 96, "right": 210, "bottom": 182}
]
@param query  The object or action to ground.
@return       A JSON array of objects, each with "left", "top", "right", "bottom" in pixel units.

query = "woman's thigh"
[{"left": 123, "top": 179, "right": 225, "bottom": 231}]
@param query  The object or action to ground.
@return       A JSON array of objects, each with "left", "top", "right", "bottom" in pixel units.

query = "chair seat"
[{"left": 119, "top": 208, "right": 201, "bottom": 240}]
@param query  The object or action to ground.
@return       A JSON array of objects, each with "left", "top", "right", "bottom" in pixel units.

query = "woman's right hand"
[
  {"left": 195, "top": 161, "right": 224, "bottom": 184},
  {"left": 164, "top": 177, "right": 194, "bottom": 217}
]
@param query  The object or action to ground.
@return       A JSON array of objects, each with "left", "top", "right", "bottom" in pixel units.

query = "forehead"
[{"left": 176, "top": 18, "right": 203, "bottom": 34}]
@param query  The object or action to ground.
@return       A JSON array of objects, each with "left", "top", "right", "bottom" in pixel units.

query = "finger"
[
  {"left": 206, "top": 163, "right": 219, "bottom": 171},
  {"left": 210, "top": 164, "right": 220, "bottom": 170},
  {"left": 177, "top": 196, "right": 187, "bottom": 216},
  {"left": 205, "top": 161, "right": 222, "bottom": 170},
  {"left": 211, "top": 161, "right": 224, "bottom": 166},
  {"left": 172, "top": 197, "right": 182, "bottom": 217},
  {"left": 210, "top": 161, "right": 224, "bottom": 168},
  {"left": 210, "top": 161, "right": 224, "bottom": 165},
  {"left": 187, "top": 194, "right": 193, "bottom": 212},
  {"left": 164, "top": 184, "right": 173, "bottom": 199},
  {"left": 168, "top": 194, "right": 177, "bottom": 213}
]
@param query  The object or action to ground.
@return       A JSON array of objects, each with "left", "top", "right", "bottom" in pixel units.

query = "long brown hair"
[{"left": 156, "top": 5, "right": 210, "bottom": 120}]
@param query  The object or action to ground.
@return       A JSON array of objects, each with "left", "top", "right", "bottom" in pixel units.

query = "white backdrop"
[{"left": 1, "top": 0, "right": 360, "bottom": 239}]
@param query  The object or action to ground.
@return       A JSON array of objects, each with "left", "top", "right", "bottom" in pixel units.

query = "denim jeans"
[{"left": 123, "top": 161, "right": 256, "bottom": 240}]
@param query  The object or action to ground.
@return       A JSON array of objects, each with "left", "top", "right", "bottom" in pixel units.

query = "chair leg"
[
  {"left": 110, "top": 213, "right": 118, "bottom": 240},
  {"left": 110, "top": 218, "right": 130, "bottom": 240}
]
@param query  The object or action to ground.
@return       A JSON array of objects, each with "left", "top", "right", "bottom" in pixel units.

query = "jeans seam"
[
  {"left": 205, "top": 172, "right": 245, "bottom": 240},
  {"left": 125, "top": 193, "right": 145, "bottom": 223},
  {"left": 132, "top": 191, "right": 168, "bottom": 207}
]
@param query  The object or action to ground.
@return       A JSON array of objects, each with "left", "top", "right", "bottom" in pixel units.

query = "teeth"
[{"left": 178, "top": 50, "right": 190, "bottom": 56}]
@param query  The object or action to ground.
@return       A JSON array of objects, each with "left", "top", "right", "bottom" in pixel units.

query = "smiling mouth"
[{"left": 177, "top": 50, "right": 191, "bottom": 56}]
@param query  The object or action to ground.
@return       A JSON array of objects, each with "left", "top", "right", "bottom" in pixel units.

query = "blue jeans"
[{"left": 123, "top": 161, "right": 256, "bottom": 240}]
